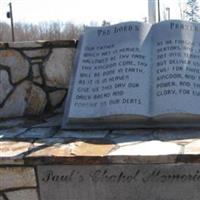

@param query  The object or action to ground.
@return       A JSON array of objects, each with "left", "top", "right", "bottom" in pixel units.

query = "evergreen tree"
[{"left": 184, "top": 0, "right": 200, "bottom": 22}]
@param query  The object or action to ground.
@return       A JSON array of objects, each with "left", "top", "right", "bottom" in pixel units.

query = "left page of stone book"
[{"left": 62, "top": 21, "right": 152, "bottom": 129}]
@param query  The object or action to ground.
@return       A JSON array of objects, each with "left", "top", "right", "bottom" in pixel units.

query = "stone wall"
[
  {"left": 0, "top": 167, "right": 38, "bottom": 200},
  {"left": 0, "top": 40, "right": 76, "bottom": 119}
]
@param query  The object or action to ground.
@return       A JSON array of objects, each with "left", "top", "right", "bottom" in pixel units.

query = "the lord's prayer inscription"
[
  {"left": 38, "top": 164, "right": 200, "bottom": 200},
  {"left": 63, "top": 20, "right": 200, "bottom": 129},
  {"left": 69, "top": 22, "right": 151, "bottom": 118}
]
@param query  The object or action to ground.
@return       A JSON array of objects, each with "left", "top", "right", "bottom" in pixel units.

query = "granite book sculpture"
[{"left": 62, "top": 20, "right": 200, "bottom": 129}]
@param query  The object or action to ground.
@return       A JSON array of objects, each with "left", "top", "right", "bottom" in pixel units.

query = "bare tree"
[
  {"left": 0, "top": 21, "right": 83, "bottom": 42},
  {"left": 0, "top": 23, "right": 11, "bottom": 41}
]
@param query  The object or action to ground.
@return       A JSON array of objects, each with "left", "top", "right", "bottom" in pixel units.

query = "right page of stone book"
[{"left": 151, "top": 20, "right": 200, "bottom": 117}]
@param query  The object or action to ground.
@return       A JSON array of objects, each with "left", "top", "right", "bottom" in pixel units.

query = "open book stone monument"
[
  {"left": 63, "top": 20, "right": 200, "bottom": 129},
  {"left": 2, "top": 21, "right": 200, "bottom": 200}
]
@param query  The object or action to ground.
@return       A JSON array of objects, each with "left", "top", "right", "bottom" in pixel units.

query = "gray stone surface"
[
  {"left": 0, "top": 196, "right": 4, "bottom": 200},
  {"left": 32, "top": 114, "right": 62, "bottom": 127},
  {"left": 0, "top": 128, "right": 27, "bottom": 139},
  {"left": 23, "top": 83, "right": 47, "bottom": 115},
  {"left": 32, "top": 64, "right": 42, "bottom": 83},
  {"left": 6, "top": 189, "right": 38, "bottom": 200},
  {"left": 0, "top": 81, "right": 29, "bottom": 118},
  {"left": 0, "top": 167, "right": 36, "bottom": 190},
  {"left": 18, "top": 127, "right": 57, "bottom": 139},
  {"left": 38, "top": 164, "right": 200, "bottom": 200},
  {"left": 0, "top": 81, "right": 47, "bottom": 118},
  {"left": 54, "top": 130, "right": 108, "bottom": 139},
  {"left": 0, "top": 50, "right": 29, "bottom": 83},
  {"left": 152, "top": 129, "right": 200, "bottom": 141},
  {"left": 8, "top": 41, "right": 43, "bottom": 48},
  {"left": 0, "top": 70, "right": 13, "bottom": 105},
  {"left": 23, "top": 49, "right": 49, "bottom": 58},
  {"left": 111, "top": 129, "right": 154, "bottom": 136},
  {"left": 49, "top": 90, "right": 66, "bottom": 107},
  {"left": 44, "top": 48, "right": 72, "bottom": 88},
  {"left": 0, "top": 118, "right": 25, "bottom": 128},
  {"left": 109, "top": 130, "right": 154, "bottom": 146}
]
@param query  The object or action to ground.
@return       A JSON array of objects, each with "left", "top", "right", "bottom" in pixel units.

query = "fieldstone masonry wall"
[
  {"left": 0, "top": 40, "right": 76, "bottom": 119},
  {"left": 0, "top": 167, "right": 38, "bottom": 200}
]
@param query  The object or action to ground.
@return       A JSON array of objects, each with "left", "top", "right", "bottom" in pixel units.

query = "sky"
[{"left": 0, "top": 0, "right": 194, "bottom": 26}]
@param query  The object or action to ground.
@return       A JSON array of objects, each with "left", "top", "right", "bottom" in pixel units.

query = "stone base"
[{"left": 1, "top": 113, "right": 200, "bottom": 199}]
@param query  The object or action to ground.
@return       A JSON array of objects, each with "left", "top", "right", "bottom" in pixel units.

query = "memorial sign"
[
  {"left": 38, "top": 164, "right": 200, "bottom": 200},
  {"left": 62, "top": 20, "right": 200, "bottom": 129}
]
